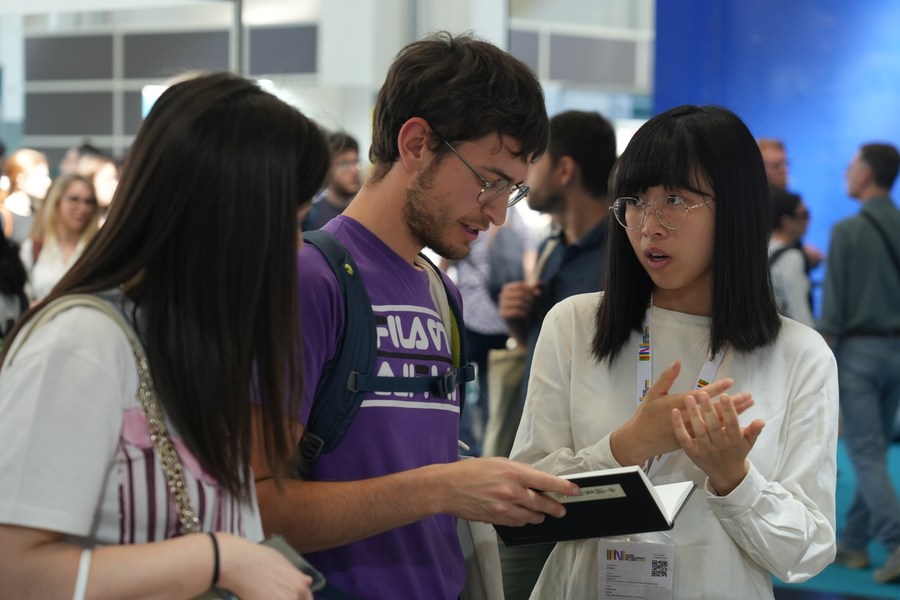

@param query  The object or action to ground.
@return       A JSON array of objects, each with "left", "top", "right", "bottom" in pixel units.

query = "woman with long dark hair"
[
  {"left": 511, "top": 105, "right": 838, "bottom": 598},
  {"left": 0, "top": 72, "right": 329, "bottom": 599}
]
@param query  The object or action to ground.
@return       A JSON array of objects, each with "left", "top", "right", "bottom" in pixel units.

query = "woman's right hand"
[{"left": 215, "top": 533, "right": 313, "bottom": 600}]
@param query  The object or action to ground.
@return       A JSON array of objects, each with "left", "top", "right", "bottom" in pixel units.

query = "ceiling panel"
[{"left": 0, "top": 0, "right": 224, "bottom": 16}]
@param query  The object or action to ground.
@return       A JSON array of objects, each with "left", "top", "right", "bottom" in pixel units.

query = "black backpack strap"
[
  {"left": 299, "top": 231, "right": 376, "bottom": 471},
  {"left": 860, "top": 211, "right": 900, "bottom": 282},
  {"left": 768, "top": 246, "right": 792, "bottom": 267},
  {"left": 769, "top": 244, "right": 814, "bottom": 312},
  {"left": 350, "top": 369, "right": 470, "bottom": 399}
]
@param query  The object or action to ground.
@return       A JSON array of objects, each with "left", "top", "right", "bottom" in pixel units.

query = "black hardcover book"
[{"left": 495, "top": 466, "right": 694, "bottom": 547}]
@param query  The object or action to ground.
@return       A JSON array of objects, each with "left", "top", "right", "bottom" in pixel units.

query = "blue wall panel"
[{"left": 655, "top": 0, "right": 900, "bottom": 313}]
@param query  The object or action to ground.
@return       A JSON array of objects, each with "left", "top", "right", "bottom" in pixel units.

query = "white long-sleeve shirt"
[
  {"left": 768, "top": 239, "right": 815, "bottom": 327},
  {"left": 511, "top": 293, "right": 838, "bottom": 599}
]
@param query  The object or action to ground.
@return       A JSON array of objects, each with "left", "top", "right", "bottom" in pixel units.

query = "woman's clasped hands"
[{"left": 611, "top": 360, "right": 761, "bottom": 493}]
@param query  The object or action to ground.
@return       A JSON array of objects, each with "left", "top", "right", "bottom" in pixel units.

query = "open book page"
[
  {"left": 653, "top": 481, "right": 695, "bottom": 522},
  {"left": 544, "top": 465, "right": 646, "bottom": 504}
]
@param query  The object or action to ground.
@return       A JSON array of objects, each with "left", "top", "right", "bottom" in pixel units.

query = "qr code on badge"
[{"left": 651, "top": 559, "right": 668, "bottom": 577}]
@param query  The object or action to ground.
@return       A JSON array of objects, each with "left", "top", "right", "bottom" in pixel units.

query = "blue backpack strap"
[
  {"left": 299, "top": 230, "right": 376, "bottom": 472},
  {"left": 298, "top": 233, "right": 475, "bottom": 475},
  {"left": 339, "top": 254, "right": 474, "bottom": 400}
]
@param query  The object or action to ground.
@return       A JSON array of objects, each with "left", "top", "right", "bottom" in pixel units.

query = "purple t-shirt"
[{"left": 298, "top": 216, "right": 466, "bottom": 600}]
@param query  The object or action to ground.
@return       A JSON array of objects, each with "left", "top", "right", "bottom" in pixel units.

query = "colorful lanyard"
[{"left": 636, "top": 303, "right": 726, "bottom": 477}]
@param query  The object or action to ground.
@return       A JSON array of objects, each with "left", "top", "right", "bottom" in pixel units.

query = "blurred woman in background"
[{"left": 20, "top": 173, "right": 100, "bottom": 302}]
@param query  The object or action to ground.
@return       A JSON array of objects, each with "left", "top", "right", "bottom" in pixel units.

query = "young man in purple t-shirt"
[{"left": 252, "top": 32, "right": 580, "bottom": 599}]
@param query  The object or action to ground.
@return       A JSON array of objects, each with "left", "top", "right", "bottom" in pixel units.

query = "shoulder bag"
[
  {"left": 860, "top": 211, "right": 900, "bottom": 283},
  {"left": 6, "top": 294, "right": 328, "bottom": 599}
]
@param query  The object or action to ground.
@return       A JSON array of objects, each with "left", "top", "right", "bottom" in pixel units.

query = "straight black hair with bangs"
[{"left": 592, "top": 104, "right": 781, "bottom": 364}]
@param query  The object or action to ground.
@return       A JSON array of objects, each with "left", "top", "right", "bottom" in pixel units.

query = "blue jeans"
[{"left": 838, "top": 336, "right": 900, "bottom": 551}]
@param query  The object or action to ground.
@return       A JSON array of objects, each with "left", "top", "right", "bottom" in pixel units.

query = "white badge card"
[{"left": 598, "top": 533, "right": 676, "bottom": 600}]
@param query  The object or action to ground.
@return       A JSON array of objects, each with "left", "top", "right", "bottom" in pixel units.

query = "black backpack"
[{"left": 298, "top": 230, "right": 475, "bottom": 476}]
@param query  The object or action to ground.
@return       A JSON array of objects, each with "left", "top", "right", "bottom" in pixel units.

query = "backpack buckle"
[
  {"left": 433, "top": 370, "right": 458, "bottom": 398},
  {"left": 347, "top": 371, "right": 359, "bottom": 392},
  {"left": 299, "top": 431, "right": 326, "bottom": 464}
]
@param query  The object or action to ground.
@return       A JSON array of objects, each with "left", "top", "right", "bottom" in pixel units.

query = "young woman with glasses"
[
  {"left": 510, "top": 105, "right": 838, "bottom": 599},
  {"left": 20, "top": 174, "right": 101, "bottom": 302}
]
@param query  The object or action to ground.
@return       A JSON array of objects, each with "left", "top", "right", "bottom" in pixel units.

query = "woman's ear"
[
  {"left": 396, "top": 117, "right": 432, "bottom": 173},
  {"left": 14, "top": 171, "right": 28, "bottom": 191}
]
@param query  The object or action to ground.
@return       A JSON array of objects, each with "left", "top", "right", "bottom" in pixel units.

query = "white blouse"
[
  {"left": 20, "top": 237, "right": 85, "bottom": 301},
  {"left": 512, "top": 293, "right": 838, "bottom": 599}
]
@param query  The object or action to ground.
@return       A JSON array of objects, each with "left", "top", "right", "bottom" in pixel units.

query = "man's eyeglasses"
[
  {"left": 334, "top": 160, "right": 360, "bottom": 171},
  {"left": 610, "top": 195, "right": 715, "bottom": 230},
  {"left": 442, "top": 140, "right": 529, "bottom": 207}
]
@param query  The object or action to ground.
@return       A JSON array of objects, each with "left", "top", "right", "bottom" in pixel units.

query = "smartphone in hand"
[{"left": 261, "top": 534, "right": 327, "bottom": 592}]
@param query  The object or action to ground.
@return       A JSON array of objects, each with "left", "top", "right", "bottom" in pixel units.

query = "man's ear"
[
  {"left": 397, "top": 117, "right": 432, "bottom": 172},
  {"left": 861, "top": 163, "right": 875, "bottom": 189},
  {"left": 555, "top": 155, "right": 578, "bottom": 187}
]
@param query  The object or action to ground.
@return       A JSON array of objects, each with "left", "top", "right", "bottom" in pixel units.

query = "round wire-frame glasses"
[{"left": 610, "top": 195, "right": 715, "bottom": 230}]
